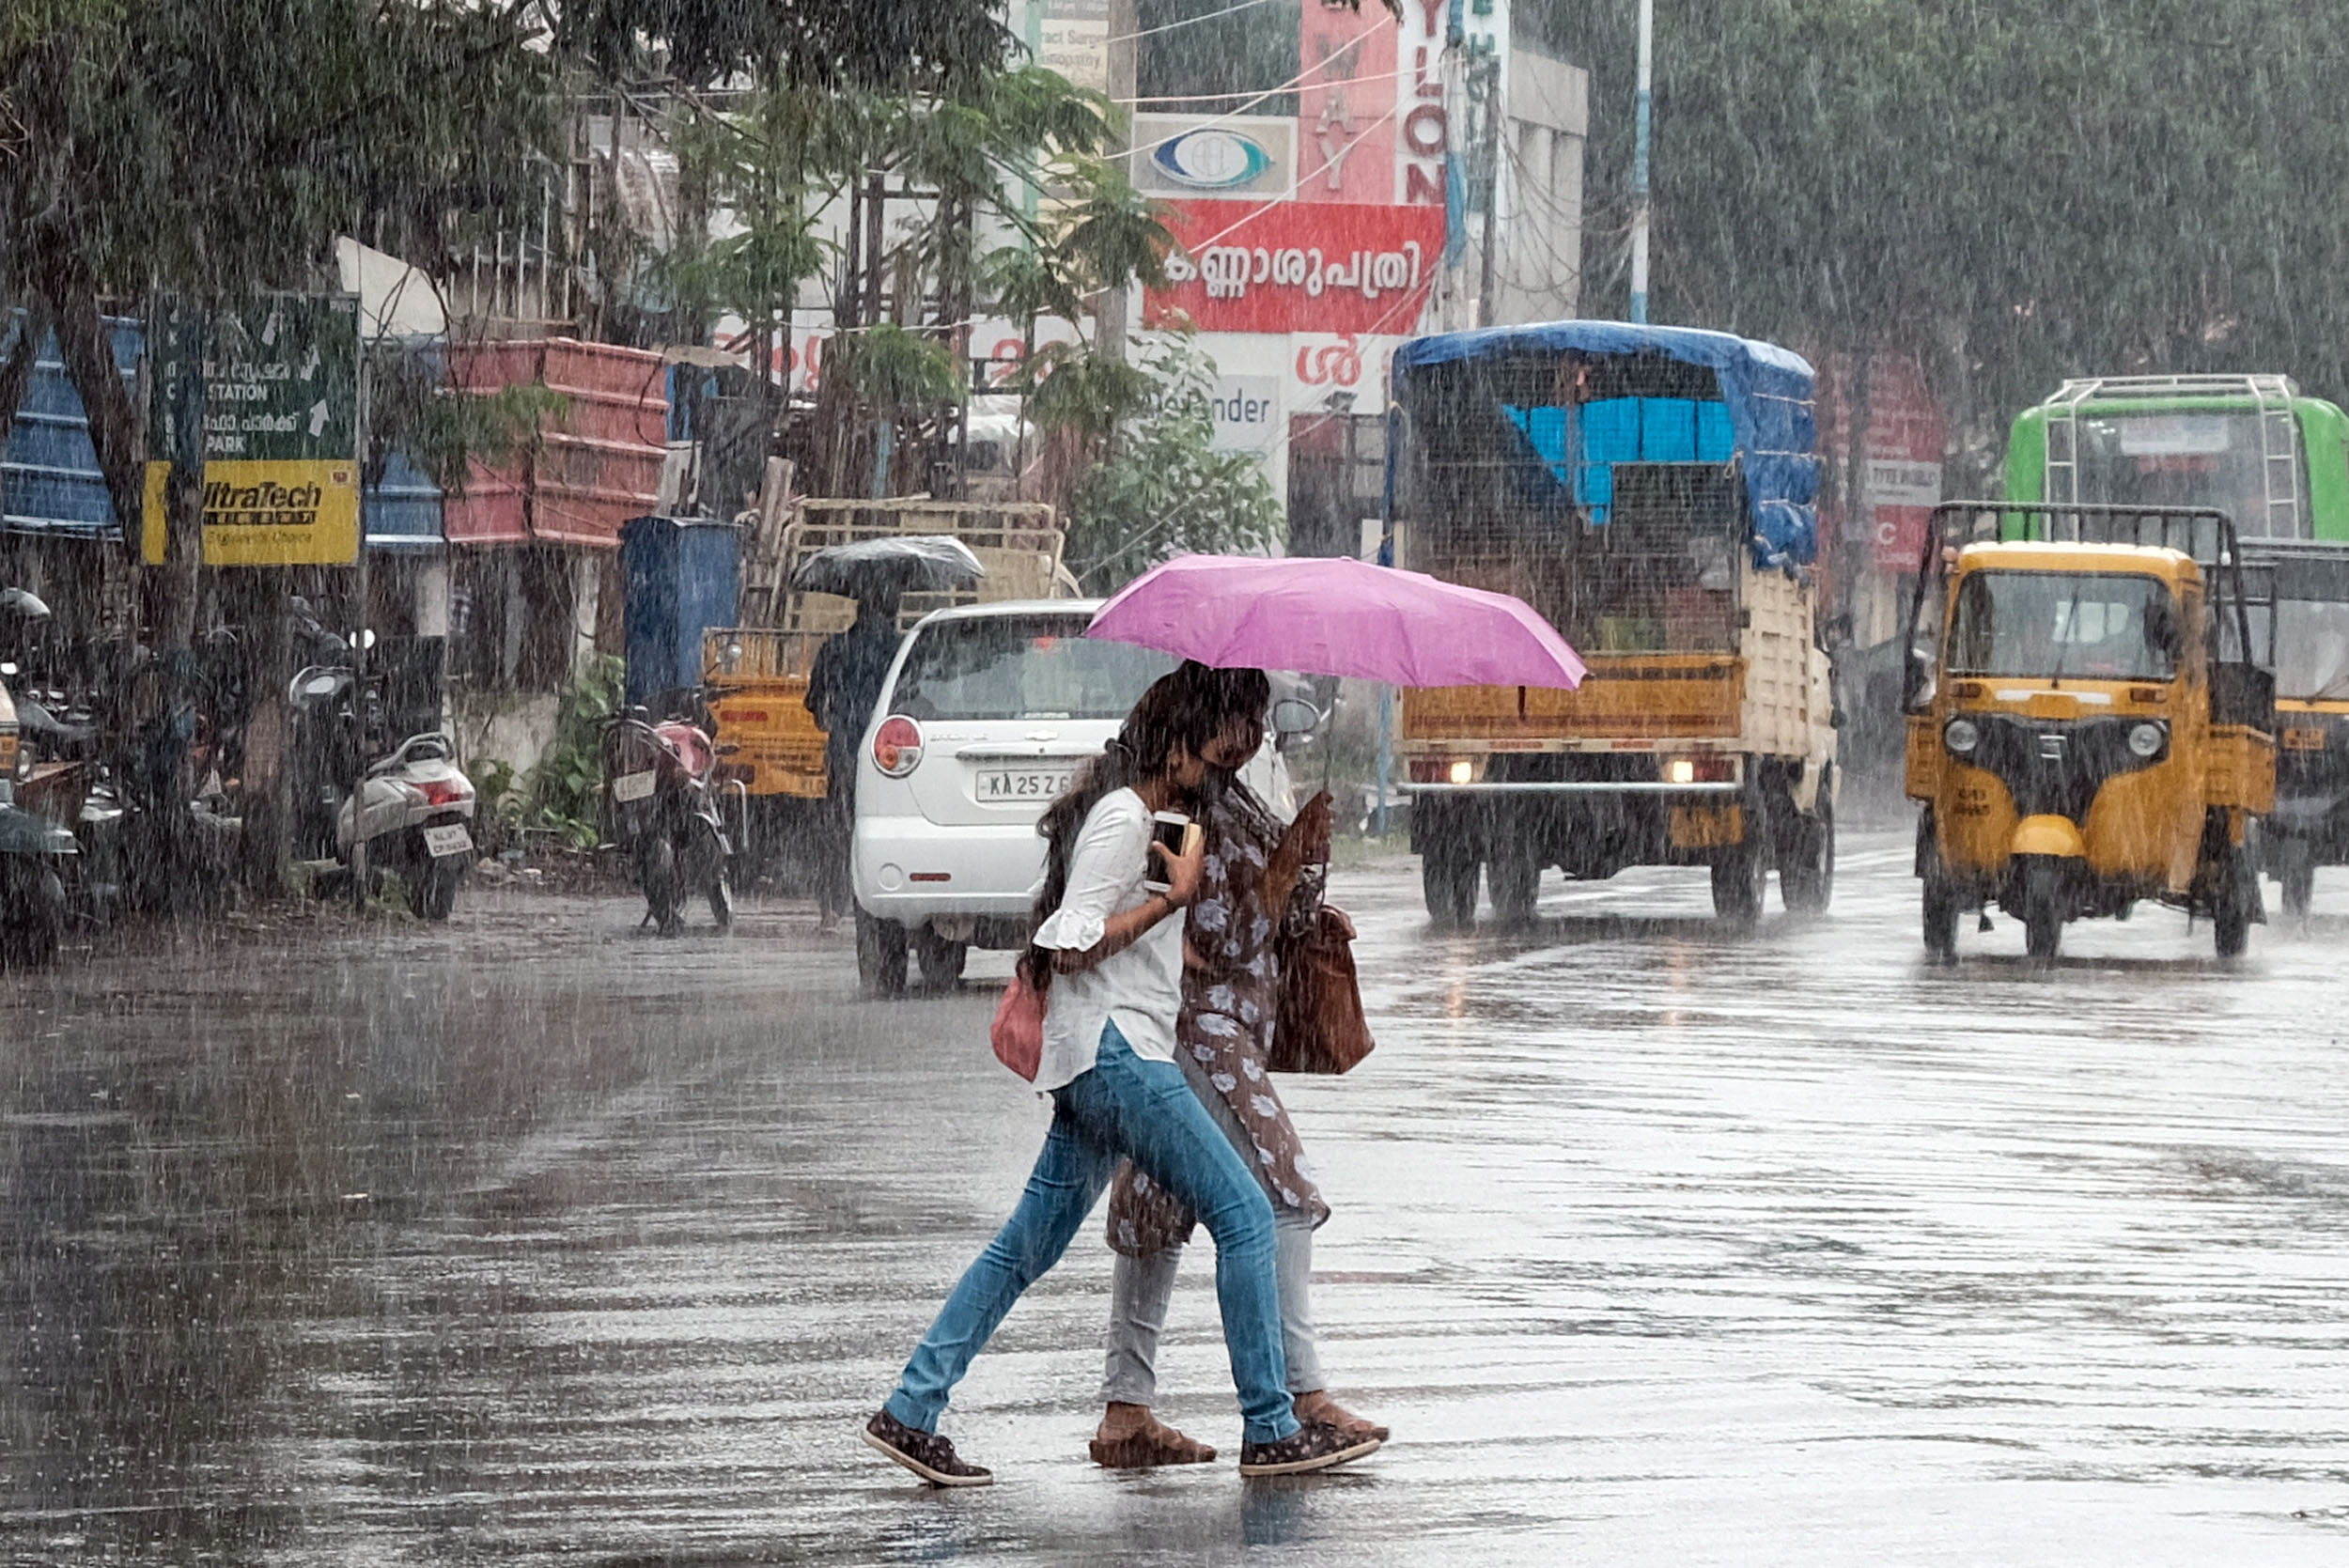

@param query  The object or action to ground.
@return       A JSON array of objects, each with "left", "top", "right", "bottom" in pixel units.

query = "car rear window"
[{"left": 890, "top": 615, "right": 1176, "bottom": 721}]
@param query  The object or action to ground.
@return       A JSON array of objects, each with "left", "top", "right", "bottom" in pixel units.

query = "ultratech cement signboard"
[{"left": 142, "top": 294, "right": 362, "bottom": 567}]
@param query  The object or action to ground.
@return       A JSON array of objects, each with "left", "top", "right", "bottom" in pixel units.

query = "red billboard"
[{"left": 1146, "top": 199, "right": 1445, "bottom": 337}]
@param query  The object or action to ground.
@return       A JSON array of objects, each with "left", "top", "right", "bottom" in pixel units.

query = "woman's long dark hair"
[{"left": 1022, "top": 662, "right": 1247, "bottom": 986}]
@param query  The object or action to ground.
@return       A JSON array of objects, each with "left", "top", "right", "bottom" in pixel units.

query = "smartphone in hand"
[{"left": 1145, "top": 810, "right": 1197, "bottom": 893}]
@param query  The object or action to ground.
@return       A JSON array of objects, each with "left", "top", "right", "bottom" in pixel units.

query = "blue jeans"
[{"left": 885, "top": 1021, "right": 1299, "bottom": 1445}]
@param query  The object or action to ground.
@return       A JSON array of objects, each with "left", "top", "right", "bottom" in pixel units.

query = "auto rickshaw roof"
[{"left": 1954, "top": 539, "right": 2204, "bottom": 581}]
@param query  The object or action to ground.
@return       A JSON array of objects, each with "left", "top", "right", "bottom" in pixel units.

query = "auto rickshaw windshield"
[
  {"left": 1948, "top": 570, "right": 2181, "bottom": 681},
  {"left": 2271, "top": 597, "right": 2349, "bottom": 701}
]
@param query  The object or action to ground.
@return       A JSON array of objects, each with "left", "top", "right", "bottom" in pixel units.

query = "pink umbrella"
[{"left": 1085, "top": 554, "right": 1585, "bottom": 689}]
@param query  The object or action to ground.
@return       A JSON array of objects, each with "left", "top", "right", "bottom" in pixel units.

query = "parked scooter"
[
  {"left": 289, "top": 664, "right": 477, "bottom": 920},
  {"left": 601, "top": 703, "right": 732, "bottom": 937}
]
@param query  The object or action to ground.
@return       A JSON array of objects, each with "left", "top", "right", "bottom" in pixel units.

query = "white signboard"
[
  {"left": 1865, "top": 458, "right": 1943, "bottom": 510},
  {"left": 1208, "top": 376, "right": 1282, "bottom": 454}
]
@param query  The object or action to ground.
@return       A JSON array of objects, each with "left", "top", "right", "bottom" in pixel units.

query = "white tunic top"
[{"left": 1030, "top": 787, "right": 1183, "bottom": 1092}]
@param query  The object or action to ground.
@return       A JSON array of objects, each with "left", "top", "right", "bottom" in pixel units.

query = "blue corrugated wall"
[{"left": 0, "top": 310, "right": 446, "bottom": 549}]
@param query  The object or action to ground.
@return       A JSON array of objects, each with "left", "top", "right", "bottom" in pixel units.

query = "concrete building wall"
[{"left": 1495, "top": 46, "right": 1588, "bottom": 327}]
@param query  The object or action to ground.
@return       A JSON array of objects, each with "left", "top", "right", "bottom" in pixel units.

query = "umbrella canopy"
[
  {"left": 1085, "top": 554, "right": 1585, "bottom": 689},
  {"left": 789, "top": 536, "right": 986, "bottom": 598}
]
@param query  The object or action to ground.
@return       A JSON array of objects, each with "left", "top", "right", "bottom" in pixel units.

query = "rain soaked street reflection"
[{"left": 3, "top": 832, "right": 2348, "bottom": 1563}]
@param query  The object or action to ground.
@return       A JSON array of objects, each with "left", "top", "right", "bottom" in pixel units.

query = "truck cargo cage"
[
  {"left": 739, "top": 498, "right": 1068, "bottom": 633},
  {"left": 2039, "top": 374, "right": 2305, "bottom": 539}
]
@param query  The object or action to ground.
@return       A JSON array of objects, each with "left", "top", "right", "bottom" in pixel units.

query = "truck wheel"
[
  {"left": 1422, "top": 847, "right": 1479, "bottom": 929},
  {"left": 1781, "top": 772, "right": 1835, "bottom": 914},
  {"left": 856, "top": 908, "right": 910, "bottom": 998},
  {"left": 912, "top": 926, "right": 968, "bottom": 987},
  {"left": 1711, "top": 847, "right": 1763, "bottom": 925},
  {"left": 2021, "top": 859, "right": 2063, "bottom": 961},
  {"left": 1486, "top": 846, "right": 1541, "bottom": 923}
]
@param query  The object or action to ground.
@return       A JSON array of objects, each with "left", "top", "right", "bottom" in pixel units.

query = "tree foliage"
[
  {"left": 1059, "top": 334, "right": 1282, "bottom": 590},
  {"left": 1557, "top": 0, "right": 2349, "bottom": 458}
]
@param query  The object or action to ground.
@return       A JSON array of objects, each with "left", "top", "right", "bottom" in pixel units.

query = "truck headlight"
[
  {"left": 2127, "top": 721, "right": 2168, "bottom": 759},
  {"left": 1943, "top": 716, "right": 1981, "bottom": 756},
  {"left": 1448, "top": 758, "right": 1474, "bottom": 785}
]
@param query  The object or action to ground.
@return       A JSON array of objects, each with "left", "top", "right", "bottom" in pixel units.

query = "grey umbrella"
[{"left": 790, "top": 536, "right": 987, "bottom": 598}]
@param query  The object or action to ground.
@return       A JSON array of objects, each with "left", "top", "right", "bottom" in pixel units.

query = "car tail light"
[
  {"left": 416, "top": 776, "right": 473, "bottom": 808},
  {"left": 873, "top": 715, "right": 924, "bottom": 778}
]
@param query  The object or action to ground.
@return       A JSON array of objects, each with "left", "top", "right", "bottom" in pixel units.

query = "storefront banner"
[
  {"left": 1149, "top": 199, "right": 1444, "bottom": 337},
  {"left": 142, "top": 293, "right": 362, "bottom": 567}
]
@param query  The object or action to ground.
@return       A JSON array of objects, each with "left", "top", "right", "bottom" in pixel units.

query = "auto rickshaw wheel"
[
  {"left": 1921, "top": 877, "right": 1959, "bottom": 962},
  {"left": 2020, "top": 859, "right": 2063, "bottom": 961}
]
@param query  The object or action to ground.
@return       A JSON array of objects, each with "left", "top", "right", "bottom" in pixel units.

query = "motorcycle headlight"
[
  {"left": 1943, "top": 716, "right": 1982, "bottom": 756},
  {"left": 2127, "top": 721, "right": 2168, "bottom": 759}
]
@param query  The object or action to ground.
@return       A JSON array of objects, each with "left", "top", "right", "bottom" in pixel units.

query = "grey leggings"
[{"left": 1101, "top": 1049, "right": 1325, "bottom": 1404}]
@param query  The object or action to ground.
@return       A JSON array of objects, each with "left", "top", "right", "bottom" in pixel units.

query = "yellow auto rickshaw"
[{"left": 1901, "top": 502, "right": 2276, "bottom": 960}]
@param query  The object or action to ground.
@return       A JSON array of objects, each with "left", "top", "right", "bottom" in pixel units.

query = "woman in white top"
[{"left": 863, "top": 672, "right": 1379, "bottom": 1485}]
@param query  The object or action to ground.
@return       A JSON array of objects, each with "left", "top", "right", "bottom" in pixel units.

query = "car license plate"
[
  {"left": 975, "top": 768, "right": 1074, "bottom": 802},
  {"left": 421, "top": 824, "right": 473, "bottom": 860},
  {"left": 611, "top": 768, "right": 657, "bottom": 802},
  {"left": 2284, "top": 726, "right": 2326, "bottom": 752}
]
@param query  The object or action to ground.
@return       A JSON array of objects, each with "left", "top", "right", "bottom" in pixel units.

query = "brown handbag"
[{"left": 1271, "top": 907, "right": 1375, "bottom": 1075}]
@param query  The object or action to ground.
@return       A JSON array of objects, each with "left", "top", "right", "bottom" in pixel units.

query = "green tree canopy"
[{"left": 1557, "top": 1, "right": 2349, "bottom": 459}]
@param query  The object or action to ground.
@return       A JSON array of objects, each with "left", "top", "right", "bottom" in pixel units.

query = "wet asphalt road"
[{"left": 4, "top": 831, "right": 2349, "bottom": 1564}]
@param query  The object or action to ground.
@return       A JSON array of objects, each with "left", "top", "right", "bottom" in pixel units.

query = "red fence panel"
[{"left": 446, "top": 338, "right": 668, "bottom": 548}]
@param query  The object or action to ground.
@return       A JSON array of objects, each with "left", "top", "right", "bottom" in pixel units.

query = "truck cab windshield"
[{"left": 1948, "top": 570, "right": 2180, "bottom": 680}]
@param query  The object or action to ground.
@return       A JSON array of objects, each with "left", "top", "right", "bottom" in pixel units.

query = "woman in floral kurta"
[{"left": 1090, "top": 674, "right": 1386, "bottom": 1467}]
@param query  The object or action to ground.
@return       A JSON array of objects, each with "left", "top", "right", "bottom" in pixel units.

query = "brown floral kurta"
[{"left": 1107, "top": 776, "right": 1328, "bottom": 1257}]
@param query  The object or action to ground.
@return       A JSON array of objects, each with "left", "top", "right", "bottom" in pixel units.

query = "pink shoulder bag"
[{"left": 990, "top": 964, "right": 1047, "bottom": 1081}]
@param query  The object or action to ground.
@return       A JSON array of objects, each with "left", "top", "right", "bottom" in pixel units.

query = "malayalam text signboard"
[
  {"left": 142, "top": 294, "right": 362, "bottom": 567},
  {"left": 1146, "top": 199, "right": 1445, "bottom": 337}
]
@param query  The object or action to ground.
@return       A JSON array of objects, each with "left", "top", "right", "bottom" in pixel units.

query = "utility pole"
[
  {"left": 1101, "top": 0, "right": 1139, "bottom": 364},
  {"left": 1629, "top": 0, "right": 1653, "bottom": 325},
  {"left": 1476, "top": 56, "right": 1501, "bottom": 329}
]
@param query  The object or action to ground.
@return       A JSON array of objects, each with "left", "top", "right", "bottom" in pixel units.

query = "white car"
[
  {"left": 850, "top": 600, "right": 1177, "bottom": 994},
  {"left": 848, "top": 598, "right": 1305, "bottom": 996}
]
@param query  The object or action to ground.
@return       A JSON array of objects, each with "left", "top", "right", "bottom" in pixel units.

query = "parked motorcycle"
[
  {"left": 0, "top": 662, "right": 77, "bottom": 967},
  {"left": 601, "top": 705, "right": 732, "bottom": 937},
  {"left": 289, "top": 664, "right": 477, "bottom": 920}
]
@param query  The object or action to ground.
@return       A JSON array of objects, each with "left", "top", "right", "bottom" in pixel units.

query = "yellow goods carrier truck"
[
  {"left": 1389, "top": 322, "right": 1838, "bottom": 926},
  {"left": 701, "top": 498, "right": 1072, "bottom": 872}
]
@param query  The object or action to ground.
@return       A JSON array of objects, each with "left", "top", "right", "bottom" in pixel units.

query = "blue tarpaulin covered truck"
[{"left": 1387, "top": 321, "right": 1839, "bottom": 927}]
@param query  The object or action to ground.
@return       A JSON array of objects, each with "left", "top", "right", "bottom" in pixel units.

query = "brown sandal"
[
  {"left": 1293, "top": 1393, "right": 1389, "bottom": 1444},
  {"left": 1089, "top": 1416, "right": 1218, "bottom": 1468}
]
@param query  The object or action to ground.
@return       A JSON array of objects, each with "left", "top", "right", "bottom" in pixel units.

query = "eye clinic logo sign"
[{"left": 1132, "top": 115, "right": 1295, "bottom": 199}]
